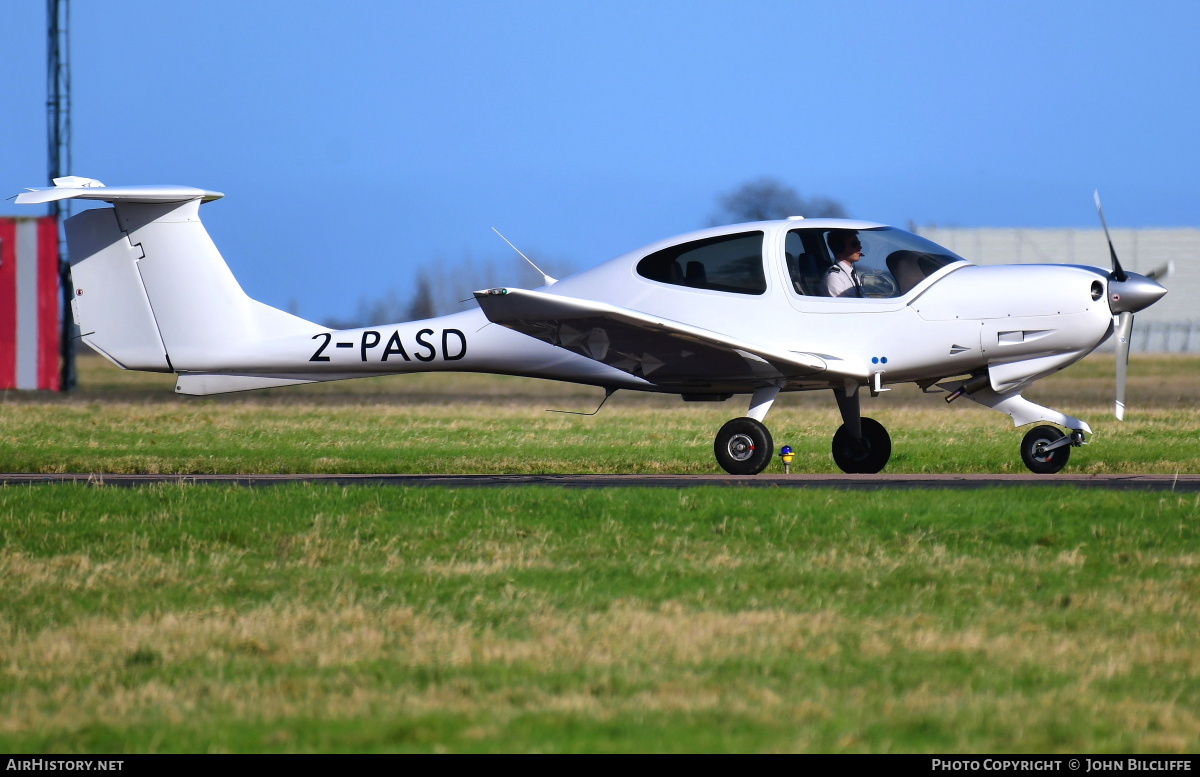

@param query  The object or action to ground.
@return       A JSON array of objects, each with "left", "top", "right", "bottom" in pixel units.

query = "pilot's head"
[{"left": 828, "top": 229, "right": 863, "bottom": 264}]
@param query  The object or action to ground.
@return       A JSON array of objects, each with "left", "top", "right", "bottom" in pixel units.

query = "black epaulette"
[{"left": 828, "top": 265, "right": 842, "bottom": 273}]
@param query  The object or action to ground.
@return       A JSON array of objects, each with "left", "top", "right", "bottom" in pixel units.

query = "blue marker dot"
[
  {"left": 881, "top": 357, "right": 888, "bottom": 364},
  {"left": 871, "top": 357, "right": 879, "bottom": 364}
]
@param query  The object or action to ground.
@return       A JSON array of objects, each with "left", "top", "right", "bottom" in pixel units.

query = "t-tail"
[
  {"left": 16, "top": 179, "right": 324, "bottom": 392},
  {"left": 14, "top": 178, "right": 634, "bottom": 396}
]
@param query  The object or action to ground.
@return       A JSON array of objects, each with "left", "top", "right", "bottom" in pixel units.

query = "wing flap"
[{"left": 474, "top": 288, "right": 827, "bottom": 386}]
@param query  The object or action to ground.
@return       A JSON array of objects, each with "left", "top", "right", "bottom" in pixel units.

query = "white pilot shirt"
[{"left": 823, "top": 259, "right": 862, "bottom": 298}]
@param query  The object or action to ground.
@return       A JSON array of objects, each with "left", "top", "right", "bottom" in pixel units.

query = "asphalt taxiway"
[{"left": 2, "top": 473, "right": 1198, "bottom": 491}]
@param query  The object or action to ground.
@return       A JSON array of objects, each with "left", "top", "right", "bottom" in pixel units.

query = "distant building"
[{"left": 915, "top": 227, "right": 1200, "bottom": 353}]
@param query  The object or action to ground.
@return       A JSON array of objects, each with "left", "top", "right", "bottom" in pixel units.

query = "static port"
[{"left": 1090, "top": 280, "right": 1104, "bottom": 301}]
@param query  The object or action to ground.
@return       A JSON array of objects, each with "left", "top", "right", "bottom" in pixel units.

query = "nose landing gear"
[{"left": 1020, "top": 425, "right": 1086, "bottom": 474}]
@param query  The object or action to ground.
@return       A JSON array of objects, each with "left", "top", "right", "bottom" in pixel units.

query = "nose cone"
[{"left": 1109, "top": 273, "right": 1167, "bottom": 315}]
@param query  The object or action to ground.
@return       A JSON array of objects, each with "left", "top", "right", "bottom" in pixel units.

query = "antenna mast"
[{"left": 47, "top": 0, "right": 75, "bottom": 389}]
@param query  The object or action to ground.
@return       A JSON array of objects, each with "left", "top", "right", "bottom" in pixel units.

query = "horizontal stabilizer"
[{"left": 15, "top": 183, "right": 223, "bottom": 205}]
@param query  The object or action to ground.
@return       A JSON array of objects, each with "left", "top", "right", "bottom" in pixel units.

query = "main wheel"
[
  {"left": 714, "top": 417, "right": 774, "bottom": 475},
  {"left": 831, "top": 417, "right": 891, "bottom": 474},
  {"left": 1020, "top": 425, "right": 1070, "bottom": 474}
]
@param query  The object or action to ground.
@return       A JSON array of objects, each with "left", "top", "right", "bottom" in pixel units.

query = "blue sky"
[{"left": 3, "top": 1, "right": 1198, "bottom": 321}]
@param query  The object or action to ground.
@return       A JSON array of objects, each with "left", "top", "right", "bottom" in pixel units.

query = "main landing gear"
[
  {"left": 711, "top": 383, "right": 893, "bottom": 475},
  {"left": 714, "top": 417, "right": 774, "bottom": 475},
  {"left": 831, "top": 417, "right": 891, "bottom": 474},
  {"left": 829, "top": 384, "right": 891, "bottom": 474},
  {"left": 708, "top": 383, "right": 1086, "bottom": 476}
]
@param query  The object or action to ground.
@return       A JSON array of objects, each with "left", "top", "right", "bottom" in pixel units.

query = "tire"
[
  {"left": 714, "top": 417, "right": 774, "bottom": 475},
  {"left": 1020, "top": 425, "right": 1070, "bottom": 474},
  {"left": 831, "top": 417, "right": 892, "bottom": 474}
]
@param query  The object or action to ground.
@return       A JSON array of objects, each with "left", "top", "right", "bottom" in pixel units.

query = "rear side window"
[{"left": 636, "top": 231, "right": 766, "bottom": 295}]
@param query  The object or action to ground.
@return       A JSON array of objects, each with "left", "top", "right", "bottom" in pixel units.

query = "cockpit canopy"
[
  {"left": 785, "top": 226, "right": 967, "bottom": 298},
  {"left": 633, "top": 224, "right": 968, "bottom": 298}
]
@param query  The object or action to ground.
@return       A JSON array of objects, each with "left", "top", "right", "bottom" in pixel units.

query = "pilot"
[{"left": 823, "top": 229, "right": 864, "bottom": 298}]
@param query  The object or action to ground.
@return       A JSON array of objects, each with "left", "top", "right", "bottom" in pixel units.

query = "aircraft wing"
[{"left": 474, "top": 287, "right": 828, "bottom": 387}]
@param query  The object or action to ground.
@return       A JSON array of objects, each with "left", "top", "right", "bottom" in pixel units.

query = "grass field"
[
  {"left": 0, "top": 354, "right": 1197, "bottom": 752},
  {"left": 3, "top": 484, "right": 1198, "bottom": 753},
  {"left": 0, "top": 353, "right": 1197, "bottom": 475}
]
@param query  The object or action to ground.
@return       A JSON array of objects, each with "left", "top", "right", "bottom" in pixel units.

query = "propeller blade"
[
  {"left": 1094, "top": 190, "right": 1127, "bottom": 282},
  {"left": 1114, "top": 310, "right": 1133, "bottom": 420},
  {"left": 1145, "top": 260, "right": 1174, "bottom": 281}
]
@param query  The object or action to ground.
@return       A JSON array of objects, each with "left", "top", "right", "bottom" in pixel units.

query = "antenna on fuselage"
[
  {"left": 546, "top": 387, "right": 617, "bottom": 416},
  {"left": 491, "top": 227, "right": 557, "bottom": 286}
]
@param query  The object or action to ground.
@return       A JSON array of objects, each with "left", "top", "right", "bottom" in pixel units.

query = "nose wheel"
[
  {"left": 831, "top": 416, "right": 891, "bottom": 474},
  {"left": 714, "top": 417, "right": 774, "bottom": 475},
  {"left": 1020, "top": 425, "right": 1071, "bottom": 474}
]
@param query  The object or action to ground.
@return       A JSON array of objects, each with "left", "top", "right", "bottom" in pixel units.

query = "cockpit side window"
[
  {"left": 784, "top": 230, "right": 833, "bottom": 295},
  {"left": 786, "top": 226, "right": 966, "bottom": 298},
  {"left": 636, "top": 231, "right": 766, "bottom": 295}
]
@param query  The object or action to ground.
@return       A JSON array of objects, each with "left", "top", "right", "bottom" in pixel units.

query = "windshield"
[{"left": 785, "top": 226, "right": 967, "bottom": 298}]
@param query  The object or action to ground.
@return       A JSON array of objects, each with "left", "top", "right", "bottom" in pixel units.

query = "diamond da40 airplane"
[{"left": 16, "top": 178, "right": 1168, "bottom": 475}]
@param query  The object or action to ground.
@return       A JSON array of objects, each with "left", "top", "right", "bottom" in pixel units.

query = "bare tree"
[
  {"left": 800, "top": 195, "right": 848, "bottom": 220},
  {"left": 405, "top": 272, "right": 436, "bottom": 321},
  {"left": 322, "top": 250, "right": 579, "bottom": 329},
  {"left": 323, "top": 290, "right": 409, "bottom": 330},
  {"left": 710, "top": 177, "right": 848, "bottom": 225}
]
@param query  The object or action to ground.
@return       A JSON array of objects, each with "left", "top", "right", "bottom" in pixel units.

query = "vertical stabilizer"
[{"left": 46, "top": 185, "right": 319, "bottom": 371}]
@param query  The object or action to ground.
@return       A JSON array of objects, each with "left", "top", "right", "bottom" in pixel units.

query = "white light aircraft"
[{"left": 15, "top": 178, "right": 1168, "bottom": 475}]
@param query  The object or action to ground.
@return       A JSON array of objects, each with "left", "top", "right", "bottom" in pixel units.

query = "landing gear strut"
[
  {"left": 952, "top": 382, "right": 1090, "bottom": 474},
  {"left": 713, "top": 384, "right": 780, "bottom": 475},
  {"left": 831, "top": 384, "right": 891, "bottom": 474}
]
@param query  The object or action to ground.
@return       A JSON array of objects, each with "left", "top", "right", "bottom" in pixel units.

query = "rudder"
[{"left": 66, "top": 207, "right": 172, "bottom": 371}]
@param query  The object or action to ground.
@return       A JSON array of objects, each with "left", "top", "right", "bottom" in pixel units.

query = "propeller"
[
  {"left": 1094, "top": 190, "right": 1127, "bottom": 282},
  {"left": 1113, "top": 310, "right": 1132, "bottom": 421},
  {"left": 1093, "top": 191, "right": 1169, "bottom": 420},
  {"left": 1145, "top": 260, "right": 1174, "bottom": 281}
]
